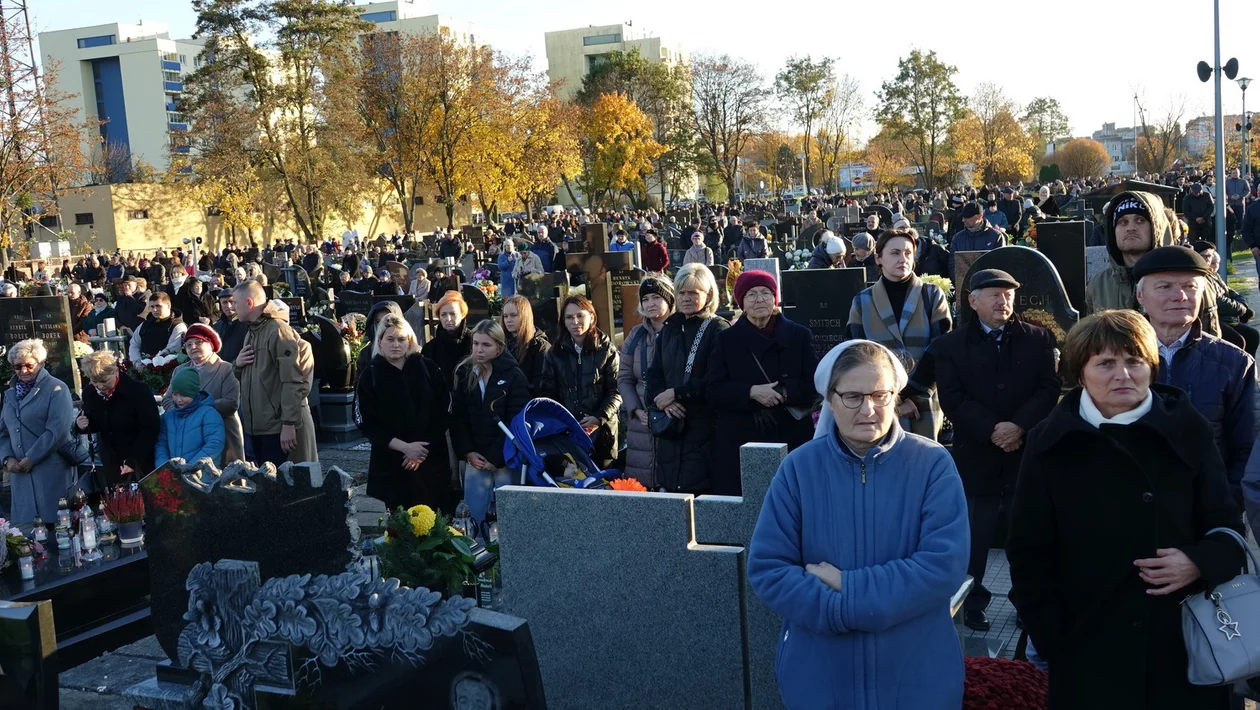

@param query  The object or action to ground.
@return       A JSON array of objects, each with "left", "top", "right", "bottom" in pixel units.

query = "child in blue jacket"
[{"left": 156, "top": 368, "right": 225, "bottom": 467}]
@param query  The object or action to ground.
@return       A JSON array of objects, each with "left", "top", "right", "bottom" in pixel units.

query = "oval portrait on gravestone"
[{"left": 450, "top": 671, "right": 501, "bottom": 710}]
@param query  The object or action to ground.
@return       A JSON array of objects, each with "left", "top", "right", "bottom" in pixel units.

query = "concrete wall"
[{"left": 54, "top": 182, "right": 474, "bottom": 254}]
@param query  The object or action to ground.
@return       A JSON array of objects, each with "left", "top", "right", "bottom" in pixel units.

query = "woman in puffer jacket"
[
  {"left": 617, "top": 277, "right": 675, "bottom": 488},
  {"left": 539, "top": 296, "right": 621, "bottom": 468}
]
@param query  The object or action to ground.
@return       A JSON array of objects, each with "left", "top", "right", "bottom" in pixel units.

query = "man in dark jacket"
[
  {"left": 721, "top": 217, "right": 743, "bottom": 254},
  {"left": 1182, "top": 181, "right": 1215, "bottom": 242},
  {"left": 113, "top": 277, "right": 146, "bottom": 331},
  {"left": 948, "top": 202, "right": 1006, "bottom": 278},
  {"left": 437, "top": 231, "right": 462, "bottom": 261},
  {"left": 1134, "top": 247, "right": 1259, "bottom": 505},
  {"left": 1243, "top": 197, "right": 1260, "bottom": 266},
  {"left": 932, "top": 268, "right": 1059, "bottom": 631},
  {"left": 914, "top": 232, "right": 950, "bottom": 279},
  {"left": 213, "top": 289, "right": 248, "bottom": 364},
  {"left": 996, "top": 187, "right": 1022, "bottom": 229}
]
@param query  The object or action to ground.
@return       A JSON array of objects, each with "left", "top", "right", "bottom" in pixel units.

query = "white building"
[
  {"left": 544, "top": 23, "right": 687, "bottom": 101},
  {"left": 1091, "top": 123, "right": 1137, "bottom": 164},
  {"left": 38, "top": 22, "right": 207, "bottom": 176},
  {"left": 354, "top": 0, "right": 477, "bottom": 44}
]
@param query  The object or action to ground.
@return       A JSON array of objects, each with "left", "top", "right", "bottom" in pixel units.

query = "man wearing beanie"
[
  {"left": 1131, "top": 248, "right": 1258, "bottom": 509},
  {"left": 156, "top": 367, "right": 227, "bottom": 467},
  {"left": 849, "top": 233, "right": 878, "bottom": 281},
  {"left": 618, "top": 276, "right": 675, "bottom": 488},
  {"left": 1086, "top": 191, "right": 1221, "bottom": 337}
]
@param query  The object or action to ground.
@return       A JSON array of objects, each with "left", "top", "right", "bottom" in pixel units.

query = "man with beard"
[{"left": 1086, "top": 191, "right": 1221, "bottom": 336}]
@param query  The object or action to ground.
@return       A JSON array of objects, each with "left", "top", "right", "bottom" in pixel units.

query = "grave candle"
[{"left": 17, "top": 542, "right": 33, "bottom": 580}]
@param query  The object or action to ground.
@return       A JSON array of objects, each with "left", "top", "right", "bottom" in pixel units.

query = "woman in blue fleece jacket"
[{"left": 748, "top": 339, "right": 970, "bottom": 710}]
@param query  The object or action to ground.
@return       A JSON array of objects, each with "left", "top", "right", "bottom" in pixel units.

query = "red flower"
[{"left": 963, "top": 657, "right": 1048, "bottom": 710}]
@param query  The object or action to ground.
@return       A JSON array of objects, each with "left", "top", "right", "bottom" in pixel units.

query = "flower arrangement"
[
  {"left": 71, "top": 341, "right": 93, "bottom": 358},
  {"left": 727, "top": 259, "right": 743, "bottom": 294},
  {"left": 963, "top": 656, "right": 1048, "bottom": 709},
  {"left": 132, "top": 349, "right": 190, "bottom": 395},
  {"left": 339, "top": 314, "right": 368, "bottom": 364},
  {"left": 471, "top": 267, "right": 503, "bottom": 315},
  {"left": 784, "top": 248, "right": 813, "bottom": 270},
  {"left": 1017, "top": 219, "right": 1038, "bottom": 249},
  {"left": 102, "top": 486, "right": 146, "bottom": 523},
  {"left": 141, "top": 466, "right": 197, "bottom": 518},
  {"left": 0, "top": 518, "right": 40, "bottom": 564},
  {"left": 920, "top": 274, "right": 954, "bottom": 300},
  {"left": 271, "top": 281, "right": 291, "bottom": 297},
  {"left": 375, "top": 505, "right": 476, "bottom": 598},
  {"left": 608, "top": 477, "right": 648, "bottom": 492},
  {"left": 1020, "top": 308, "right": 1067, "bottom": 344}
]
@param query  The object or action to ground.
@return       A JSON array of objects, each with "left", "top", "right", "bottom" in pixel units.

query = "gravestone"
[
  {"left": 260, "top": 261, "right": 283, "bottom": 285},
  {"left": 460, "top": 252, "right": 478, "bottom": 280},
  {"left": 373, "top": 294, "right": 416, "bottom": 315},
  {"left": 138, "top": 459, "right": 360, "bottom": 662},
  {"left": 0, "top": 600, "right": 57, "bottom": 709},
  {"left": 565, "top": 224, "right": 633, "bottom": 336},
  {"left": 310, "top": 315, "right": 352, "bottom": 392},
  {"left": 0, "top": 296, "right": 79, "bottom": 393},
  {"left": 609, "top": 267, "right": 646, "bottom": 329},
  {"left": 742, "top": 258, "right": 781, "bottom": 301},
  {"left": 780, "top": 268, "right": 867, "bottom": 358},
  {"left": 1086, "top": 245, "right": 1111, "bottom": 282},
  {"left": 335, "top": 290, "right": 372, "bottom": 318},
  {"left": 620, "top": 284, "right": 643, "bottom": 338},
  {"left": 517, "top": 272, "right": 568, "bottom": 338},
  {"left": 461, "top": 285, "right": 490, "bottom": 327},
  {"left": 462, "top": 225, "right": 485, "bottom": 250},
  {"left": 1035, "top": 221, "right": 1088, "bottom": 312},
  {"left": 960, "top": 246, "right": 1079, "bottom": 347},
  {"left": 279, "top": 297, "right": 306, "bottom": 329},
  {"left": 384, "top": 261, "right": 410, "bottom": 291},
  {"left": 952, "top": 251, "right": 988, "bottom": 308},
  {"left": 281, "top": 265, "right": 312, "bottom": 298}
]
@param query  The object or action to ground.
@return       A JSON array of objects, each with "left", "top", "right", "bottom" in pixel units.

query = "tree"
[
  {"left": 0, "top": 52, "right": 91, "bottom": 262},
  {"left": 508, "top": 97, "right": 581, "bottom": 217},
  {"left": 875, "top": 50, "right": 965, "bottom": 190},
  {"left": 1133, "top": 96, "right": 1187, "bottom": 174},
  {"left": 1048, "top": 139, "right": 1110, "bottom": 179},
  {"left": 863, "top": 126, "right": 914, "bottom": 190},
  {"left": 567, "top": 93, "right": 665, "bottom": 209},
  {"left": 186, "top": 0, "right": 371, "bottom": 242},
  {"left": 1021, "top": 97, "right": 1071, "bottom": 151},
  {"left": 773, "top": 144, "right": 801, "bottom": 188},
  {"left": 774, "top": 56, "right": 834, "bottom": 192},
  {"left": 691, "top": 53, "right": 767, "bottom": 202},
  {"left": 814, "top": 74, "right": 863, "bottom": 193},
  {"left": 951, "top": 83, "right": 1036, "bottom": 184}
]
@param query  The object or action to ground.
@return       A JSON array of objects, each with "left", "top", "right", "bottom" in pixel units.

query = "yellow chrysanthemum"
[{"left": 407, "top": 505, "right": 436, "bottom": 536}]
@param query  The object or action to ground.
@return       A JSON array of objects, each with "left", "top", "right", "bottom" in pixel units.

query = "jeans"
[{"left": 464, "top": 466, "right": 516, "bottom": 539}]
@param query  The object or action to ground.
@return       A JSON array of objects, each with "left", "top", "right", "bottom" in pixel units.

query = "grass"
[{"left": 1229, "top": 250, "right": 1254, "bottom": 295}]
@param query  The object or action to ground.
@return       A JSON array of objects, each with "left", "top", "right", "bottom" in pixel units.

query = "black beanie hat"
[
  {"left": 1111, "top": 195, "right": 1151, "bottom": 230},
  {"left": 1131, "top": 246, "right": 1210, "bottom": 282},
  {"left": 638, "top": 275, "right": 675, "bottom": 308}
]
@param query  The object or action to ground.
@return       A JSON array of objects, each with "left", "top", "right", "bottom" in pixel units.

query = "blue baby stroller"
[{"left": 498, "top": 398, "right": 620, "bottom": 488}]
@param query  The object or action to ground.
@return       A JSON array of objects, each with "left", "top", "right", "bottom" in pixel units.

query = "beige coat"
[
  {"left": 163, "top": 357, "right": 245, "bottom": 464},
  {"left": 234, "top": 301, "right": 318, "bottom": 463}
]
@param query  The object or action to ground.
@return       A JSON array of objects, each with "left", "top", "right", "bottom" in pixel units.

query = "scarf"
[
  {"left": 13, "top": 379, "right": 34, "bottom": 403},
  {"left": 856, "top": 274, "right": 945, "bottom": 369},
  {"left": 1079, "top": 388, "right": 1153, "bottom": 427}
]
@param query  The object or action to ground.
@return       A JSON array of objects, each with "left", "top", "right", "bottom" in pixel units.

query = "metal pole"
[{"left": 1213, "top": 0, "right": 1227, "bottom": 262}]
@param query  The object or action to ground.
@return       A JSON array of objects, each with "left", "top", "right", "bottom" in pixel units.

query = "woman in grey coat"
[
  {"left": 161, "top": 324, "right": 244, "bottom": 464},
  {"left": 617, "top": 277, "right": 674, "bottom": 488},
  {"left": 0, "top": 339, "right": 75, "bottom": 523}
]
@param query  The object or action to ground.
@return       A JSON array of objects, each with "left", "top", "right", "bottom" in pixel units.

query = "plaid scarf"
[{"left": 852, "top": 275, "right": 948, "bottom": 370}]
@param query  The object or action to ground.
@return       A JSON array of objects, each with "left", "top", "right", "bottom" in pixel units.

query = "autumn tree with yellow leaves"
[
  {"left": 950, "top": 84, "right": 1036, "bottom": 185},
  {"left": 565, "top": 92, "right": 666, "bottom": 210}
]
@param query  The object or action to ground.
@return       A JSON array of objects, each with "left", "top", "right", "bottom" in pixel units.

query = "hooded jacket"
[
  {"left": 1084, "top": 190, "right": 1219, "bottom": 336},
  {"left": 234, "top": 301, "right": 310, "bottom": 437},
  {"left": 156, "top": 391, "right": 226, "bottom": 467}
]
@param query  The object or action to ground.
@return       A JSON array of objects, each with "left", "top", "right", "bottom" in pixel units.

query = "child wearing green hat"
[{"left": 155, "top": 368, "right": 226, "bottom": 467}]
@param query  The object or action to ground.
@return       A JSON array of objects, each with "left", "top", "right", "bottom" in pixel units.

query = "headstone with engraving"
[
  {"left": 260, "top": 261, "right": 283, "bottom": 285},
  {"left": 517, "top": 272, "right": 568, "bottom": 338},
  {"left": 281, "top": 265, "right": 312, "bottom": 298},
  {"left": 461, "top": 225, "right": 485, "bottom": 250},
  {"left": 610, "top": 267, "right": 647, "bottom": 329},
  {"left": 384, "top": 261, "right": 410, "bottom": 291},
  {"left": 1086, "top": 245, "right": 1111, "bottom": 283},
  {"left": 280, "top": 297, "right": 306, "bottom": 328},
  {"left": 335, "top": 290, "right": 372, "bottom": 318},
  {"left": 0, "top": 296, "right": 79, "bottom": 393},
  {"left": 960, "top": 246, "right": 1078, "bottom": 347},
  {"left": 565, "top": 224, "right": 632, "bottom": 336},
  {"left": 461, "top": 284, "right": 490, "bottom": 327},
  {"left": 1035, "top": 221, "right": 1088, "bottom": 312},
  {"left": 780, "top": 268, "right": 867, "bottom": 358}
]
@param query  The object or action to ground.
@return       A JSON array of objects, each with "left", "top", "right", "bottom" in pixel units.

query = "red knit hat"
[
  {"left": 734, "top": 270, "right": 779, "bottom": 307},
  {"left": 183, "top": 323, "right": 222, "bottom": 353}
]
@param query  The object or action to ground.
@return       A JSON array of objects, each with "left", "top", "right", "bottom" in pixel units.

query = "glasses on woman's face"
[
  {"left": 832, "top": 389, "right": 895, "bottom": 409},
  {"left": 744, "top": 289, "right": 775, "bottom": 303},
  {"left": 12, "top": 361, "right": 38, "bottom": 372}
]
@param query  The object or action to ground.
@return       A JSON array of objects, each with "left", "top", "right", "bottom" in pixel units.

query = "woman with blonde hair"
[
  {"left": 501, "top": 294, "right": 550, "bottom": 395},
  {"left": 354, "top": 314, "right": 452, "bottom": 512},
  {"left": 451, "top": 320, "right": 531, "bottom": 535},
  {"left": 423, "top": 290, "right": 471, "bottom": 383}
]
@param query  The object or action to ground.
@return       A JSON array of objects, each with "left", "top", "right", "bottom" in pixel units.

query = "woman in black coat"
[
  {"left": 355, "top": 314, "right": 452, "bottom": 513},
  {"left": 706, "top": 271, "right": 819, "bottom": 495},
  {"left": 354, "top": 300, "right": 403, "bottom": 382},
  {"left": 539, "top": 296, "right": 621, "bottom": 468},
  {"left": 422, "top": 290, "right": 471, "bottom": 386},
  {"left": 501, "top": 295, "right": 550, "bottom": 396},
  {"left": 451, "top": 320, "right": 531, "bottom": 536},
  {"left": 645, "top": 265, "right": 729, "bottom": 493},
  {"left": 1006, "top": 311, "right": 1244, "bottom": 710},
  {"left": 77, "top": 351, "right": 160, "bottom": 486}
]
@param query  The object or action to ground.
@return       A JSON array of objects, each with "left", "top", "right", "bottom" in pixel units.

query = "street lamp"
[
  {"left": 1239, "top": 77, "right": 1252, "bottom": 180},
  {"left": 1196, "top": 0, "right": 1239, "bottom": 265}
]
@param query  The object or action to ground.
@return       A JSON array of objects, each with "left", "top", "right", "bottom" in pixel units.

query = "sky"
[{"left": 34, "top": 0, "right": 1260, "bottom": 144}]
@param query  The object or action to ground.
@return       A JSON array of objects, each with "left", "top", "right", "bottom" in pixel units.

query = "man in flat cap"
[
  {"left": 930, "top": 267, "right": 1060, "bottom": 631},
  {"left": 1134, "top": 247, "right": 1258, "bottom": 518}
]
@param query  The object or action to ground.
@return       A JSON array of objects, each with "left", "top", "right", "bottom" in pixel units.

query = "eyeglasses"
[
  {"left": 12, "top": 362, "right": 38, "bottom": 372},
  {"left": 743, "top": 290, "right": 775, "bottom": 303},
  {"left": 832, "top": 389, "right": 895, "bottom": 409}
]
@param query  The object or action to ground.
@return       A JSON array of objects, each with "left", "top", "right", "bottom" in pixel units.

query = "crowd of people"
[{"left": 1, "top": 169, "right": 1259, "bottom": 706}]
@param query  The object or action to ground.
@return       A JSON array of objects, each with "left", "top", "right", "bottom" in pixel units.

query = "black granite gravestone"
[
  {"left": 0, "top": 600, "right": 57, "bottom": 709},
  {"left": 566, "top": 224, "right": 632, "bottom": 336},
  {"left": 280, "top": 297, "right": 307, "bottom": 329},
  {"left": 0, "top": 296, "right": 80, "bottom": 393},
  {"left": 385, "top": 261, "right": 410, "bottom": 291},
  {"left": 282, "top": 265, "right": 312, "bottom": 298},
  {"left": 781, "top": 268, "right": 868, "bottom": 358},
  {"left": 960, "top": 246, "right": 1079, "bottom": 347},
  {"left": 610, "top": 267, "right": 647, "bottom": 328},
  {"left": 335, "top": 290, "right": 372, "bottom": 318},
  {"left": 461, "top": 285, "right": 490, "bottom": 327},
  {"left": 139, "top": 460, "right": 359, "bottom": 662},
  {"left": 260, "top": 261, "right": 283, "bottom": 285},
  {"left": 1035, "top": 221, "right": 1088, "bottom": 313},
  {"left": 517, "top": 272, "right": 568, "bottom": 339},
  {"left": 374, "top": 294, "right": 416, "bottom": 315},
  {"left": 310, "top": 315, "right": 352, "bottom": 391}
]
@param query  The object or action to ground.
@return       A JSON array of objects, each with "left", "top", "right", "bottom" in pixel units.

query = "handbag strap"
[
  {"left": 1204, "top": 526, "right": 1259, "bottom": 575},
  {"left": 749, "top": 351, "right": 772, "bottom": 385},
  {"left": 682, "top": 317, "right": 713, "bottom": 382}
]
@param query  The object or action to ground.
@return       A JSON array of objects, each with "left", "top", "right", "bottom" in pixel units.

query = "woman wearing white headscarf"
[{"left": 748, "top": 339, "right": 970, "bottom": 709}]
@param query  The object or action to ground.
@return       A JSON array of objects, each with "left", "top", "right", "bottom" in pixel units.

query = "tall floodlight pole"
[{"left": 1239, "top": 78, "right": 1252, "bottom": 180}]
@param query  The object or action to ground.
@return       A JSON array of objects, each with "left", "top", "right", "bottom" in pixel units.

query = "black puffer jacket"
[
  {"left": 506, "top": 330, "right": 551, "bottom": 396},
  {"left": 645, "top": 312, "right": 730, "bottom": 492},
  {"left": 451, "top": 351, "right": 531, "bottom": 469},
  {"left": 539, "top": 329, "right": 621, "bottom": 466},
  {"left": 422, "top": 319, "right": 471, "bottom": 386}
]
